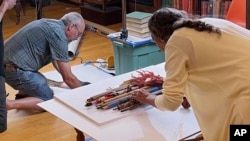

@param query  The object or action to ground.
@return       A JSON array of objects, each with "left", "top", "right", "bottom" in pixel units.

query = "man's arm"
[
  {"left": 51, "top": 60, "right": 60, "bottom": 72},
  {"left": 55, "top": 60, "right": 82, "bottom": 89}
]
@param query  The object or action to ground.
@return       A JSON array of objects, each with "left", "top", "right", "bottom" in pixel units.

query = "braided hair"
[{"left": 148, "top": 7, "right": 221, "bottom": 41}]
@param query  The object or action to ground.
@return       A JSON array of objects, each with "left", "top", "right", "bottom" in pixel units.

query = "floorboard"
[{"left": 1, "top": 0, "right": 121, "bottom": 140}]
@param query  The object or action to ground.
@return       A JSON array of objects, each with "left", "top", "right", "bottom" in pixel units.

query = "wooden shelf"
[
  {"left": 127, "top": 0, "right": 162, "bottom": 13},
  {"left": 247, "top": 0, "right": 250, "bottom": 29}
]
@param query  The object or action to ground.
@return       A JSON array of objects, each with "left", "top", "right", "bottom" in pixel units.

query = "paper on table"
[
  {"left": 43, "top": 64, "right": 114, "bottom": 94},
  {"left": 38, "top": 99, "right": 201, "bottom": 141},
  {"left": 68, "top": 37, "right": 82, "bottom": 60}
]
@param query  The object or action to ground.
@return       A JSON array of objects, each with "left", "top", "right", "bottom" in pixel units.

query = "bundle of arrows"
[{"left": 85, "top": 71, "right": 190, "bottom": 112}]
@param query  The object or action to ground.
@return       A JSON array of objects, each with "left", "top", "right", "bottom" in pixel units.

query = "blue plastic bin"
[{"left": 111, "top": 40, "right": 164, "bottom": 75}]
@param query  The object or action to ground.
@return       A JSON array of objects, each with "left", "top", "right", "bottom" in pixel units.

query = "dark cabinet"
[
  {"left": 80, "top": 0, "right": 122, "bottom": 25},
  {"left": 82, "top": 0, "right": 121, "bottom": 11},
  {"left": 80, "top": 0, "right": 163, "bottom": 25}
]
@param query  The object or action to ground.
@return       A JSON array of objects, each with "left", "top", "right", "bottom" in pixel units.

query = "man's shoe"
[{"left": 15, "top": 94, "right": 29, "bottom": 100}]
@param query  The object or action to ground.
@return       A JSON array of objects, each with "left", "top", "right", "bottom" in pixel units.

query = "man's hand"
[
  {"left": 47, "top": 79, "right": 69, "bottom": 89},
  {"left": 59, "top": 81, "right": 69, "bottom": 88}
]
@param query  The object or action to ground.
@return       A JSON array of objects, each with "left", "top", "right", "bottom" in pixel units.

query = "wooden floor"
[{"left": 1, "top": 0, "right": 121, "bottom": 140}]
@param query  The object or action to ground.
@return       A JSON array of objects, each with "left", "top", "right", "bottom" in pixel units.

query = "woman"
[{"left": 132, "top": 7, "right": 250, "bottom": 140}]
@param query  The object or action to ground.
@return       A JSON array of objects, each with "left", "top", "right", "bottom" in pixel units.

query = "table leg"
[
  {"left": 75, "top": 128, "right": 85, "bottom": 141},
  {"left": 36, "top": 0, "right": 43, "bottom": 19},
  {"left": 15, "top": 0, "right": 26, "bottom": 25},
  {"left": 15, "top": 0, "right": 21, "bottom": 25},
  {"left": 21, "top": 0, "right": 26, "bottom": 16}
]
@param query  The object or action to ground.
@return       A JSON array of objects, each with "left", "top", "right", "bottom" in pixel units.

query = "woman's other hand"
[
  {"left": 131, "top": 88, "right": 156, "bottom": 107},
  {"left": 4, "top": 0, "right": 16, "bottom": 10}
]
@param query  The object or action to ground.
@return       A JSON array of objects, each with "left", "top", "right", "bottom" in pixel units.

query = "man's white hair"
[{"left": 61, "top": 12, "right": 84, "bottom": 26}]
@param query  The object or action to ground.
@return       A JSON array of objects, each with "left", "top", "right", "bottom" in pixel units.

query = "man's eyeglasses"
[{"left": 73, "top": 24, "right": 84, "bottom": 37}]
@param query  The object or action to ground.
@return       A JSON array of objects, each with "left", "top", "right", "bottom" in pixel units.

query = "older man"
[{"left": 4, "top": 12, "right": 89, "bottom": 112}]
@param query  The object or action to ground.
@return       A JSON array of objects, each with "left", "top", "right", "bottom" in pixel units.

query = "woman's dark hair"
[{"left": 148, "top": 7, "right": 221, "bottom": 41}]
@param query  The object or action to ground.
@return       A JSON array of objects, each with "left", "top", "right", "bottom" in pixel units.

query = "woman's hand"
[
  {"left": 131, "top": 88, "right": 157, "bottom": 107},
  {"left": 0, "top": 0, "right": 16, "bottom": 21},
  {"left": 7, "top": 0, "right": 16, "bottom": 9},
  {"left": 182, "top": 97, "right": 191, "bottom": 109},
  {"left": 2, "top": 0, "right": 16, "bottom": 10}
]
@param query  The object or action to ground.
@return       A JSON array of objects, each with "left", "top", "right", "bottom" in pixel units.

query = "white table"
[{"left": 39, "top": 64, "right": 201, "bottom": 141}]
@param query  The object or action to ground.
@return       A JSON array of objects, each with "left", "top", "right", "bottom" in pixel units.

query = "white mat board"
[{"left": 53, "top": 65, "right": 167, "bottom": 125}]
